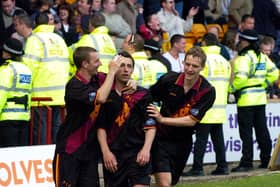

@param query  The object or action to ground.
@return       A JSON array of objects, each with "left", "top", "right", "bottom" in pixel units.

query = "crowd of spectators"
[{"left": 0, "top": 0, "right": 280, "bottom": 182}]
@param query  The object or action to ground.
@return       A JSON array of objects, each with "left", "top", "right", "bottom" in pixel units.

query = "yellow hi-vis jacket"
[
  {"left": 231, "top": 50, "right": 278, "bottom": 106},
  {"left": 149, "top": 59, "right": 168, "bottom": 83},
  {"left": 0, "top": 60, "right": 32, "bottom": 121},
  {"left": 200, "top": 46, "right": 231, "bottom": 124},
  {"left": 22, "top": 25, "right": 69, "bottom": 106},
  {"left": 131, "top": 52, "right": 165, "bottom": 88},
  {"left": 69, "top": 26, "right": 116, "bottom": 76}
]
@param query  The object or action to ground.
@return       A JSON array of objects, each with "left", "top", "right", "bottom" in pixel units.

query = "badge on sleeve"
[
  {"left": 190, "top": 108, "right": 199, "bottom": 116},
  {"left": 88, "top": 92, "right": 96, "bottom": 102},
  {"left": 145, "top": 118, "right": 156, "bottom": 126}
]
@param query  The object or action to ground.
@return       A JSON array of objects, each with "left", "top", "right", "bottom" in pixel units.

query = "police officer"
[
  {"left": 0, "top": 38, "right": 32, "bottom": 147},
  {"left": 184, "top": 33, "right": 231, "bottom": 176},
  {"left": 231, "top": 29, "right": 278, "bottom": 172}
]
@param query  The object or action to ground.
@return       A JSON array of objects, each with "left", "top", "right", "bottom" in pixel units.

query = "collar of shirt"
[
  {"left": 75, "top": 72, "right": 90, "bottom": 84},
  {"left": 175, "top": 73, "right": 202, "bottom": 91}
]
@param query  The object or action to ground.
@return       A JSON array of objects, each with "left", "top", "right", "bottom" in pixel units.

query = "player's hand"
[
  {"left": 103, "top": 151, "right": 118, "bottom": 173},
  {"left": 136, "top": 148, "right": 150, "bottom": 166},
  {"left": 121, "top": 79, "right": 137, "bottom": 94},
  {"left": 147, "top": 104, "right": 163, "bottom": 123},
  {"left": 108, "top": 55, "right": 121, "bottom": 74}
]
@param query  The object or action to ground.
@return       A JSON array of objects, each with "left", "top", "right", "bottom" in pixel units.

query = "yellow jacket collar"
[
  {"left": 91, "top": 26, "right": 109, "bottom": 34},
  {"left": 201, "top": 45, "right": 221, "bottom": 54},
  {"left": 33, "top": 25, "right": 55, "bottom": 33},
  {"left": 131, "top": 51, "right": 148, "bottom": 59}
]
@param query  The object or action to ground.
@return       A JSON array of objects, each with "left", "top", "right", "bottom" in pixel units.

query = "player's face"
[
  {"left": 115, "top": 57, "right": 134, "bottom": 84},
  {"left": 86, "top": 51, "right": 101, "bottom": 75},
  {"left": 183, "top": 55, "right": 203, "bottom": 82}
]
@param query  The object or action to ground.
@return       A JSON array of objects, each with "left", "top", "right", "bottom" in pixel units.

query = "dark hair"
[
  {"left": 118, "top": 51, "right": 135, "bottom": 67},
  {"left": 12, "top": 9, "right": 27, "bottom": 17},
  {"left": 185, "top": 46, "right": 207, "bottom": 67},
  {"left": 35, "top": 12, "right": 49, "bottom": 26},
  {"left": 36, "top": 0, "right": 52, "bottom": 8},
  {"left": 58, "top": 3, "right": 74, "bottom": 24},
  {"left": 241, "top": 14, "right": 254, "bottom": 23},
  {"left": 160, "top": 0, "right": 167, "bottom": 6},
  {"left": 127, "top": 34, "right": 144, "bottom": 52},
  {"left": 202, "top": 33, "right": 218, "bottom": 46},
  {"left": 89, "top": 12, "right": 105, "bottom": 28},
  {"left": 170, "top": 34, "right": 186, "bottom": 47},
  {"left": 73, "top": 47, "right": 97, "bottom": 69},
  {"left": 221, "top": 30, "right": 238, "bottom": 50}
]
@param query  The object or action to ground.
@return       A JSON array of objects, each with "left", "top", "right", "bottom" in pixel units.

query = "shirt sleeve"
[
  {"left": 95, "top": 103, "right": 108, "bottom": 129},
  {"left": 190, "top": 86, "right": 216, "bottom": 121},
  {"left": 140, "top": 91, "right": 157, "bottom": 130},
  {"left": 150, "top": 72, "right": 177, "bottom": 102}
]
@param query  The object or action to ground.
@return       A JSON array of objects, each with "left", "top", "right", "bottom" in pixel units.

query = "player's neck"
[
  {"left": 183, "top": 79, "right": 196, "bottom": 93},
  {"left": 115, "top": 81, "right": 126, "bottom": 96}
]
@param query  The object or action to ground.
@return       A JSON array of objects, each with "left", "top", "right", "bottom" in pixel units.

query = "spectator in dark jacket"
[{"left": 252, "top": 0, "right": 280, "bottom": 39}]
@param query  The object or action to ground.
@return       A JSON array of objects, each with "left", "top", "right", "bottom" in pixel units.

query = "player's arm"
[
  {"left": 136, "top": 127, "right": 156, "bottom": 166},
  {"left": 97, "top": 128, "right": 118, "bottom": 172},
  {"left": 96, "top": 56, "right": 121, "bottom": 104},
  {"left": 147, "top": 104, "right": 197, "bottom": 127}
]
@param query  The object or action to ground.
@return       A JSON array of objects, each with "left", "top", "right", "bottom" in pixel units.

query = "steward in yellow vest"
[
  {"left": 122, "top": 34, "right": 167, "bottom": 88},
  {"left": 185, "top": 33, "right": 231, "bottom": 176},
  {"left": 69, "top": 12, "right": 116, "bottom": 77},
  {"left": 0, "top": 38, "right": 32, "bottom": 147},
  {"left": 22, "top": 12, "right": 69, "bottom": 144}
]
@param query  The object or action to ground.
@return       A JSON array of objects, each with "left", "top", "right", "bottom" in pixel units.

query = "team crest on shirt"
[
  {"left": 88, "top": 92, "right": 96, "bottom": 102},
  {"left": 190, "top": 108, "right": 199, "bottom": 116}
]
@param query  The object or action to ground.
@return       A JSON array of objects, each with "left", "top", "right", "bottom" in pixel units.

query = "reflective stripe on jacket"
[
  {"left": 22, "top": 25, "right": 69, "bottom": 106},
  {"left": 231, "top": 50, "right": 278, "bottom": 106},
  {"left": 69, "top": 26, "right": 116, "bottom": 76},
  {"left": 0, "top": 60, "right": 32, "bottom": 121}
]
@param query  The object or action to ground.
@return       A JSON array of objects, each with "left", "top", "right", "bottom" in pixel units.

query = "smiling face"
[
  {"left": 84, "top": 51, "right": 101, "bottom": 76},
  {"left": 183, "top": 54, "right": 203, "bottom": 83}
]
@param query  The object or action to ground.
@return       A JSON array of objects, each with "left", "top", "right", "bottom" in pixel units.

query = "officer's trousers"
[
  {"left": 192, "top": 123, "right": 228, "bottom": 170},
  {"left": 237, "top": 105, "right": 272, "bottom": 166},
  {"left": 0, "top": 120, "right": 29, "bottom": 147}
]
